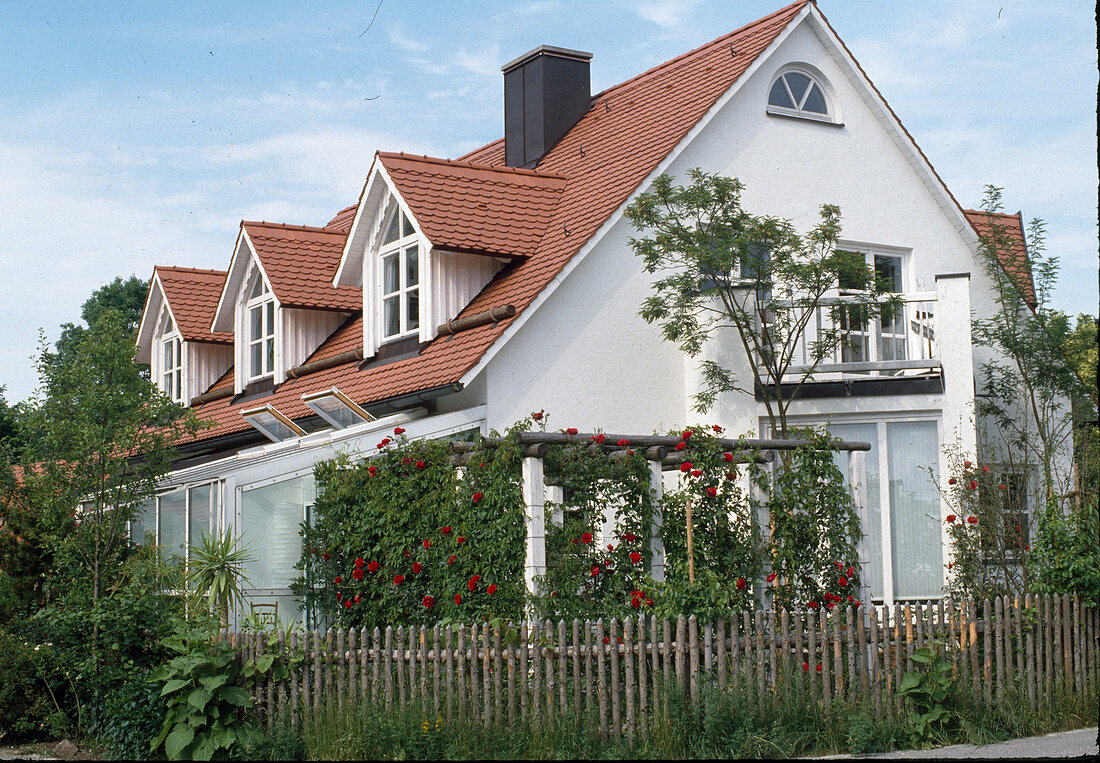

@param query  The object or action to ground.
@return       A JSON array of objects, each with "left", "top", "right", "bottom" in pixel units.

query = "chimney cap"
[{"left": 502, "top": 45, "right": 593, "bottom": 73}]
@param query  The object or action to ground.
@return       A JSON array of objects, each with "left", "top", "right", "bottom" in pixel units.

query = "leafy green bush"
[
  {"left": 92, "top": 675, "right": 165, "bottom": 760},
  {"left": 0, "top": 629, "right": 71, "bottom": 743},
  {"left": 1027, "top": 502, "right": 1100, "bottom": 605},
  {"left": 898, "top": 641, "right": 956, "bottom": 747},
  {"left": 150, "top": 620, "right": 260, "bottom": 760}
]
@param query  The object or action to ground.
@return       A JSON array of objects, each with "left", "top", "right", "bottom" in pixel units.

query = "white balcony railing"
[{"left": 760, "top": 291, "right": 940, "bottom": 380}]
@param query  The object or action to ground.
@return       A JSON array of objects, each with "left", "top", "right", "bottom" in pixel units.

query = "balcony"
[{"left": 759, "top": 291, "right": 940, "bottom": 383}]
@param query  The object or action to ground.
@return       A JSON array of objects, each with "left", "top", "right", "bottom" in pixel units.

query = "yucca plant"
[{"left": 187, "top": 528, "right": 254, "bottom": 628}]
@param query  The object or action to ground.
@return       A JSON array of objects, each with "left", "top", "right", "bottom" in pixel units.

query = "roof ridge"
[
  {"left": 591, "top": 0, "right": 808, "bottom": 102},
  {"left": 379, "top": 151, "right": 567, "bottom": 180},
  {"left": 156, "top": 265, "right": 228, "bottom": 277},
  {"left": 963, "top": 209, "right": 1022, "bottom": 220},
  {"left": 242, "top": 220, "right": 347, "bottom": 235}
]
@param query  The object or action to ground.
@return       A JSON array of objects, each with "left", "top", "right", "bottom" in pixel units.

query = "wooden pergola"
[{"left": 450, "top": 431, "right": 872, "bottom": 608}]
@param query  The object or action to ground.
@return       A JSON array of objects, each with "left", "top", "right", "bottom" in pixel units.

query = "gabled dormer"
[
  {"left": 136, "top": 267, "right": 233, "bottom": 404},
  {"left": 213, "top": 221, "right": 360, "bottom": 395},
  {"left": 333, "top": 152, "right": 565, "bottom": 356}
]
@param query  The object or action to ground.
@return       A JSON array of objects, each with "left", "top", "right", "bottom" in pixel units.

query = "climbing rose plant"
[{"left": 294, "top": 425, "right": 528, "bottom": 627}]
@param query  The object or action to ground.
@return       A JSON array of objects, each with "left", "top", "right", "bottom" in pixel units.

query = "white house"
[{"left": 133, "top": 1, "right": 1049, "bottom": 618}]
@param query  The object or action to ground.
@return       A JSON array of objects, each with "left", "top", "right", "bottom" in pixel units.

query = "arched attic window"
[{"left": 767, "top": 67, "right": 835, "bottom": 123}]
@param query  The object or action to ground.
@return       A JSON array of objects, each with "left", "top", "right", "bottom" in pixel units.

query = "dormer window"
[
  {"left": 767, "top": 67, "right": 835, "bottom": 123},
  {"left": 247, "top": 277, "right": 275, "bottom": 381},
  {"left": 161, "top": 329, "right": 182, "bottom": 403},
  {"left": 380, "top": 209, "right": 420, "bottom": 340}
]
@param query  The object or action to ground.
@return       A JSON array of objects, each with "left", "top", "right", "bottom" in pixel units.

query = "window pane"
[
  {"left": 803, "top": 83, "right": 827, "bottom": 114},
  {"left": 874, "top": 255, "right": 902, "bottom": 293},
  {"left": 384, "top": 296, "right": 399, "bottom": 336},
  {"left": 132, "top": 499, "right": 157, "bottom": 545},
  {"left": 250, "top": 342, "right": 262, "bottom": 378},
  {"left": 405, "top": 245, "right": 419, "bottom": 286},
  {"left": 768, "top": 78, "right": 795, "bottom": 109},
  {"left": 240, "top": 475, "right": 315, "bottom": 589},
  {"left": 265, "top": 338, "right": 274, "bottom": 373},
  {"left": 163, "top": 339, "right": 174, "bottom": 369},
  {"left": 188, "top": 484, "right": 213, "bottom": 549},
  {"left": 158, "top": 490, "right": 187, "bottom": 560},
  {"left": 887, "top": 421, "right": 942, "bottom": 598},
  {"left": 406, "top": 288, "right": 419, "bottom": 330},
  {"left": 265, "top": 301, "right": 274, "bottom": 334},
  {"left": 383, "top": 255, "right": 399, "bottom": 294},
  {"left": 784, "top": 72, "right": 811, "bottom": 104},
  {"left": 830, "top": 423, "right": 883, "bottom": 598},
  {"left": 174, "top": 370, "right": 181, "bottom": 401},
  {"left": 383, "top": 212, "right": 400, "bottom": 244},
  {"left": 250, "top": 277, "right": 264, "bottom": 299},
  {"left": 401, "top": 211, "right": 414, "bottom": 237},
  {"left": 250, "top": 305, "right": 262, "bottom": 341}
]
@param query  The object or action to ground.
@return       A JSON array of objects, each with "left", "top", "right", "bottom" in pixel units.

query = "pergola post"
[
  {"left": 750, "top": 460, "right": 771, "bottom": 609},
  {"left": 648, "top": 459, "right": 665, "bottom": 582},
  {"left": 522, "top": 455, "right": 546, "bottom": 604},
  {"left": 847, "top": 449, "right": 873, "bottom": 609}
]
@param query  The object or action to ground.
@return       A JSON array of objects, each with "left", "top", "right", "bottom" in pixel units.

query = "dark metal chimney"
[{"left": 503, "top": 45, "right": 592, "bottom": 169}]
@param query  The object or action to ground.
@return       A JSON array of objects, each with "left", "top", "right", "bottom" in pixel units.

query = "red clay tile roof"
[
  {"left": 325, "top": 205, "right": 358, "bottom": 233},
  {"left": 179, "top": 1, "right": 815, "bottom": 445},
  {"left": 242, "top": 222, "right": 362, "bottom": 311},
  {"left": 155, "top": 266, "right": 233, "bottom": 344},
  {"left": 963, "top": 210, "right": 1035, "bottom": 308},
  {"left": 379, "top": 153, "right": 567, "bottom": 258}
]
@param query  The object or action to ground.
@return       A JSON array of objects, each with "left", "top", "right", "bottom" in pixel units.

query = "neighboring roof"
[
  {"left": 241, "top": 222, "right": 362, "bottom": 312},
  {"left": 180, "top": 0, "right": 811, "bottom": 446},
  {"left": 326, "top": 205, "right": 358, "bottom": 233},
  {"left": 962, "top": 210, "right": 1036, "bottom": 308},
  {"left": 378, "top": 152, "right": 567, "bottom": 258},
  {"left": 155, "top": 267, "right": 233, "bottom": 344}
]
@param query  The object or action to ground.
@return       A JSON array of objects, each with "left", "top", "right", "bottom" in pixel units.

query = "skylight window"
[
  {"left": 767, "top": 68, "right": 833, "bottom": 122},
  {"left": 241, "top": 404, "right": 305, "bottom": 442},
  {"left": 302, "top": 388, "right": 376, "bottom": 429}
]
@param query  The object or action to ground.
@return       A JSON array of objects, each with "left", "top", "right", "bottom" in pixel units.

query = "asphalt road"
[{"left": 812, "top": 727, "right": 1099, "bottom": 759}]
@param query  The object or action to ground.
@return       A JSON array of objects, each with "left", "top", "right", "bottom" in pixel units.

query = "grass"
[{"left": 232, "top": 673, "right": 1099, "bottom": 760}]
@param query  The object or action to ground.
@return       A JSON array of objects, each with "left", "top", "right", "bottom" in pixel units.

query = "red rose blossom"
[
  {"left": 766, "top": 572, "right": 777, "bottom": 583},
  {"left": 967, "top": 480, "right": 977, "bottom": 490},
  {"left": 645, "top": 598, "right": 654, "bottom": 607},
  {"left": 334, "top": 575, "right": 343, "bottom": 585},
  {"left": 448, "top": 555, "right": 456, "bottom": 565},
  {"left": 690, "top": 469, "right": 702, "bottom": 477},
  {"left": 723, "top": 452, "right": 734, "bottom": 463},
  {"left": 454, "top": 593, "right": 463, "bottom": 605},
  {"left": 846, "top": 566, "right": 855, "bottom": 577},
  {"left": 681, "top": 430, "right": 692, "bottom": 440},
  {"left": 623, "top": 531, "right": 638, "bottom": 543},
  {"left": 816, "top": 664, "right": 822, "bottom": 672},
  {"left": 946, "top": 514, "right": 957, "bottom": 523},
  {"left": 422, "top": 595, "right": 434, "bottom": 608},
  {"left": 590, "top": 566, "right": 600, "bottom": 577},
  {"left": 631, "top": 597, "right": 641, "bottom": 608},
  {"left": 456, "top": 536, "right": 465, "bottom": 544},
  {"left": 736, "top": 577, "right": 746, "bottom": 590},
  {"left": 581, "top": 532, "right": 593, "bottom": 544},
  {"left": 486, "top": 584, "right": 497, "bottom": 594},
  {"left": 442, "top": 526, "right": 452, "bottom": 535},
  {"left": 344, "top": 600, "right": 353, "bottom": 609},
  {"left": 355, "top": 557, "right": 365, "bottom": 568},
  {"left": 838, "top": 576, "right": 848, "bottom": 587},
  {"left": 368, "top": 466, "right": 377, "bottom": 477},
  {"left": 680, "top": 462, "right": 693, "bottom": 472},
  {"left": 565, "top": 427, "right": 578, "bottom": 436},
  {"left": 674, "top": 441, "right": 687, "bottom": 451},
  {"left": 367, "top": 560, "right": 379, "bottom": 573},
  {"left": 415, "top": 460, "right": 426, "bottom": 469},
  {"left": 803, "top": 662, "right": 809, "bottom": 672},
  {"left": 964, "top": 460, "right": 971, "bottom": 467},
  {"left": 393, "top": 575, "right": 404, "bottom": 585},
  {"left": 982, "top": 466, "right": 989, "bottom": 473},
  {"left": 394, "top": 427, "right": 405, "bottom": 435},
  {"left": 472, "top": 492, "right": 482, "bottom": 503},
  {"left": 412, "top": 562, "right": 423, "bottom": 574},
  {"left": 591, "top": 433, "right": 606, "bottom": 443},
  {"left": 712, "top": 424, "right": 724, "bottom": 433},
  {"left": 322, "top": 552, "right": 330, "bottom": 561},
  {"left": 617, "top": 438, "right": 630, "bottom": 446},
  {"left": 629, "top": 551, "right": 642, "bottom": 564},
  {"left": 947, "top": 477, "right": 956, "bottom": 484},
  {"left": 967, "top": 516, "right": 978, "bottom": 524},
  {"left": 423, "top": 539, "right": 432, "bottom": 548},
  {"left": 607, "top": 543, "right": 615, "bottom": 552},
  {"left": 532, "top": 410, "right": 543, "bottom": 421},
  {"left": 706, "top": 487, "right": 717, "bottom": 497},
  {"left": 352, "top": 568, "right": 364, "bottom": 580}
]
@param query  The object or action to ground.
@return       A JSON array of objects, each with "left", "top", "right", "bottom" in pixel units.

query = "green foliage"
[
  {"left": 150, "top": 620, "right": 262, "bottom": 761},
  {"left": 898, "top": 641, "right": 956, "bottom": 747},
  {"left": 188, "top": 528, "right": 255, "bottom": 627},
  {"left": 53, "top": 275, "right": 150, "bottom": 368},
  {"left": 624, "top": 169, "right": 897, "bottom": 436},
  {"left": 0, "top": 629, "right": 71, "bottom": 744},
  {"left": 295, "top": 424, "right": 527, "bottom": 627},
  {"left": 92, "top": 676, "right": 166, "bottom": 760},
  {"left": 1027, "top": 502, "right": 1100, "bottom": 605}
]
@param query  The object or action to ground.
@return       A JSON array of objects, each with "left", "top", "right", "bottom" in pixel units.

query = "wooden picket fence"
[{"left": 229, "top": 594, "right": 1098, "bottom": 740}]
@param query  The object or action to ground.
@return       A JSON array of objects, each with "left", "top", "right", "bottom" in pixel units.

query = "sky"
[{"left": 1, "top": 0, "right": 1096, "bottom": 403}]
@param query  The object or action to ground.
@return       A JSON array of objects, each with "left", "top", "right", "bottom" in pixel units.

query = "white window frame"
[
  {"left": 246, "top": 275, "right": 276, "bottom": 382},
  {"left": 153, "top": 306, "right": 185, "bottom": 402},
  {"left": 378, "top": 207, "right": 420, "bottom": 341},
  {"left": 766, "top": 65, "right": 838, "bottom": 124},
  {"left": 129, "top": 482, "right": 221, "bottom": 570}
]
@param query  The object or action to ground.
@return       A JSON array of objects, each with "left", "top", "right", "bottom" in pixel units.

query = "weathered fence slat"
[{"left": 596, "top": 619, "right": 608, "bottom": 738}]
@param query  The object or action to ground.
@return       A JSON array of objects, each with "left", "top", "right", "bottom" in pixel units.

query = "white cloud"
[
  {"left": 387, "top": 22, "right": 429, "bottom": 53},
  {"left": 623, "top": 0, "right": 702, "bottom": 29}
]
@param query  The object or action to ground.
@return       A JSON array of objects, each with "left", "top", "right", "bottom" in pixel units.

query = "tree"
[
  {"left": 12, "top": 309, "right": 204, "bottom": 622},
  {"left": 52, "top": 275, "right": 149, "bottom": 368},
  {"left": 970, "top": 186, "right": 1085, "bottom": 503},
  {"left": 624, "top": 169, "right": 898, "bottom": 437}
]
